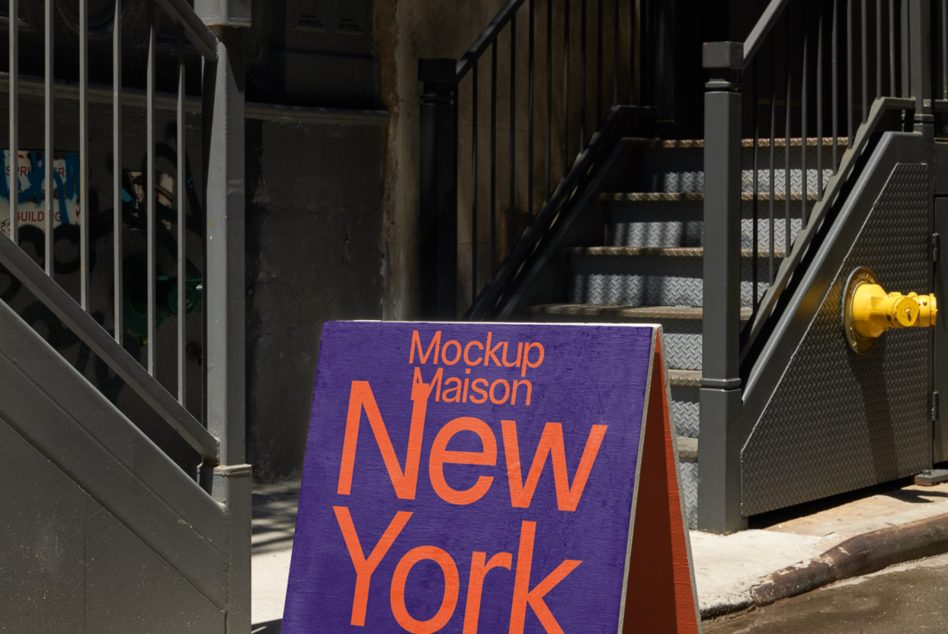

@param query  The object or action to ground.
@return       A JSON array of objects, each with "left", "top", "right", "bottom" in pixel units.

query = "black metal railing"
[
  {"left": 699, "top": 0, "right": 934, "bottom": 532},
  {"left": 420, "top": 0, "right": 665, "bottom": 317}
]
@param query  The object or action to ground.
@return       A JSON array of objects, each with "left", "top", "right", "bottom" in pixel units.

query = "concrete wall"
[
  {"left": 246, "top": 0, "right": 508, "bottom": 480},
  {"left": 375, "top": 0, "right": 508, "bottom": 320},
  {"left": 244, "top": 115, "right": 388, "bottom": 479}
]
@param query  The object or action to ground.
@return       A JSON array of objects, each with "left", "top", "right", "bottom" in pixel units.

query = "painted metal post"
[
  {"left": 699, "top": 42, "right": 746, "bottom": 533},
  {"left": 200, "top": 21, "right": 251, "bottom": 633},
  {"left": 418, "top": 59, "right": 459, "bottom": 318}
]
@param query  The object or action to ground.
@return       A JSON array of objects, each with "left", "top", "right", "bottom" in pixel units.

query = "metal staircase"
[
  {"left": 0, "top": 2, "right": 250, "bottom": 630},
  {"left": 422, "top": 0, "right": 948, "bottom": 532},
  {"left": 529, "top": 136, "right": 833, "bottom": 527}
]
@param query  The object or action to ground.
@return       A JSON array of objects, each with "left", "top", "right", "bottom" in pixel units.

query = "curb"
[{"left": 749, "top": 512, "right": 948, "bottom": 607}]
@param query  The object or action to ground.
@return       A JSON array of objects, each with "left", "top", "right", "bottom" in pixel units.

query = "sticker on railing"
[
  {"left": 283, "top": 321, "right": 699, "bottom": 633},
  {"left": 0, "top": 150, "right": 81, "bottom": 231}
]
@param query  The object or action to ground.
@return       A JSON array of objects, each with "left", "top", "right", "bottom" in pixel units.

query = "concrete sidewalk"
[
  {"left": 692, "top": 481, "right": 948, "bottom": 616},
  {"left": 250, "top": 479, "right": 948, "bottom": 629}
]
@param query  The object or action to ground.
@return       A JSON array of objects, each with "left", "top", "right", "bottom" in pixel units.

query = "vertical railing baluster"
[
  {"left": 630, "top": 0, "right": 636, "bottom": 102},
  {"left": 901, "top": 0, "right": 910, "bottom": 97},
  {"left": 876, "top": 0, "right": 882, "bottom": 99},
  {"left": 769, "top": 38, "right": 776, "bottom": 284},
  {"left": 146, "top": 1, "right": 156, "bottom": 373},
  {"left": 510, "top": 16, "right": 517, "bottom": 249},
  {"left": 942, "top": 0, "right": 948, "bottom": 99},
  {"left": 833, "top": 0, "right": 839, "bottom": 170},
  {"left": 848, "top": 0, "right": 854, "bottom": 142},
  {"left": 785, "top": 14, "right": 792, "bottom": 257},
  {"left": 596, "top": 0, "right": 603, "bottom": 119},
  {"left": 581, "top": 0, "right": 587, "bottom": 145},
  {"left": 563, "top": 0, "right": 570, "bottom": 175},
  {"left": 113, "top": 0, "right": 122, "bottom": 343},
  {"left": 177, "top": 39, "right": 186, "bottom": 404},
  {"left": 546, "top": 0, "right": 553, "bottom": 197},
  {"left": 528, "top": 0, "right": 534, "bottom": 217},
  {"left": 8, "top": 0, "right": 17, "bottom": 243},
  {"left": 472, "top": 64, "right": 478, "bottom": 303},
  {"left": 862, "top": 0, "right": 868, "bottom": 119},
  {"left": 817, "top": 3, "right": 824, "bottom": 196},
  {"left": 490, "top": 42, "right": 497, "bottom": 274},
  {"left": 44, "top": 0, "right": 53, "bottom": 275},
  {"left": 612, "top": 0, "right": 619, "bottom": 104},
  {"left": 79, "top": 0, "right": 89, "bottom": 309},
  {"left": 891, "top": 0, "right": 898, "bottom": 96},
  {"left": 801, "top": 1, "right": 808, "bottom": 223},
  {"left": 752, "top": 61, "right": 760, "bottom": 308}
]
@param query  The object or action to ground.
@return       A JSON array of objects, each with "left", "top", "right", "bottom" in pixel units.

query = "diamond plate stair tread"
[
  {"left": 625, "top": 136, "right": 851, "bottom": 149},
  {"left": 531, "top": 304, "right": 753, "bottom": 321},
  {"left": 600, "top": 191, "right": 820, "bottom": 203},
  {"left": 569, "top": 246, "right": 788, "bottom": 258}
]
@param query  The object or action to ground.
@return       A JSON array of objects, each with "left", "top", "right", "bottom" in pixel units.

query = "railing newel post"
[
  {"left": 198, "top": 14, "right": 251, "bottom": 630},
  {"left": 419, "top": 59, "right": 459, "bottom": 318},
  {"left": 699, "top": 41, "right": 746, "bottom": 533}
]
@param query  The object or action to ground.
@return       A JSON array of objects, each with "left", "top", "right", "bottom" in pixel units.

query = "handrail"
[
  {"left": 742, "top": 0, "right": 791, "bottom": 67},
  {"left": 468, "top": 106, "right": 648, "bottom": 318},
  {"left": 157, "top": 0, "right": 219, "bottom": 60},
  {"left": 0, "top": 234, "right": 220, "bottom": 464},
  {"left": 422, "top": 0, "right": 654, "bottom": 316},
  {"left": 456, "top": 0, "right": 525, "bottom": 80}
]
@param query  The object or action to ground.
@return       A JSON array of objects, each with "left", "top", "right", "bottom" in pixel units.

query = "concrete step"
[
  {"left": 601, "top": 192, "right": 811, "bottom": 249},
  {"left": 568, "top": 246, "right": 785, "bottom": 307}
]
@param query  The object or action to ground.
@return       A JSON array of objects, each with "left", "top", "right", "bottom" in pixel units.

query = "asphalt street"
[{"left": 704, "top": 553, "right": 948, "bottom": 633}]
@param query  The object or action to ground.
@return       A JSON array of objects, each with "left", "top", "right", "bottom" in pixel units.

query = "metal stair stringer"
[{"left": 0, "top": 296, "right": 230, "bottom": 630}]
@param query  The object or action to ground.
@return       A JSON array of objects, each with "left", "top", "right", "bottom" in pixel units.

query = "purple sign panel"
[{"left": 284, "top": 321, "right": 656, "bottom": 633}]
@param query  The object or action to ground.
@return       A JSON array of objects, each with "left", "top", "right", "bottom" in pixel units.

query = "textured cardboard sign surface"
[{"left": 283, "top": 322, "right": 657, "bottom": 633}]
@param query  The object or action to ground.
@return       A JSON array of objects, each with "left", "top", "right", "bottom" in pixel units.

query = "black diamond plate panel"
[{"left": 741, "top": 163, "right": 932, "bottom": 516}]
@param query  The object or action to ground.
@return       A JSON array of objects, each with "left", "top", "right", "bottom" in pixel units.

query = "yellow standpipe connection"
[{"left": 842, "top": 267, "right": 938, "bottom": 352}]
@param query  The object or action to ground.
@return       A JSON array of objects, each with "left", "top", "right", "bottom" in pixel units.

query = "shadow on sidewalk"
[{"left": 253, "top": 481, "right": 300, "bottom": 555}]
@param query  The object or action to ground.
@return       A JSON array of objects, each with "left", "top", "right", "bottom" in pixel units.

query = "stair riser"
[
  {"left": 638, "top": 168, "right": 834, "bottom": 195},
  {"left": 570, "top": 255, "right": 772, "bottom": 307},
  {"left": 530, "top": 310, "right": 704, "bottom": 371},
  {"left": 678, "top": 461, "right": 698, "bottom": 530},
  {"left": 606, "top": 202, "right": 805, "bottom": 249},
  {"left": 630, "top": 142, "right": 840, "bottom": 191},
  {"left": 671, "top": 384, "right": 699, "bottom": 437}
]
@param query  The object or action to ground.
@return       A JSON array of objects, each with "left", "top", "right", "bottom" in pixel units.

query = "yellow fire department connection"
[{"left": 843, "top": 267, "right": 938, "bottom": 352}]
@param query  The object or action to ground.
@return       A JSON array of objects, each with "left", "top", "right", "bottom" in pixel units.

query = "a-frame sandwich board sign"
[{"left": 284, "top": 321, "right": 700, "bottom": 633}]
